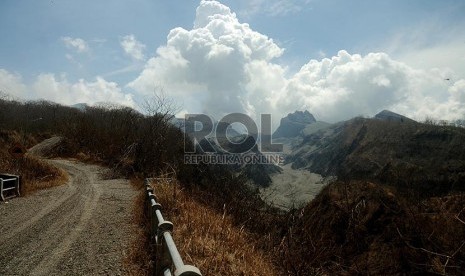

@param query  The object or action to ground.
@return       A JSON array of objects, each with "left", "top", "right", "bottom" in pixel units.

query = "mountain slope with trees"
[
  {"left": 2, "top": 95, "right": 464, "bottom": 275},
  {"left": 288, "top": 115, "right": 465, "bottom": 196}
]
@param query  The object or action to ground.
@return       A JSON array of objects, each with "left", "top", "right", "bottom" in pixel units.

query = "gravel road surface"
[{"left": 0, "top": 159, "right": 137, "bottom": 275}]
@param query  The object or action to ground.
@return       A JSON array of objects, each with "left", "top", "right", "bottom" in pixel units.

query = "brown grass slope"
[
  {"left": 0, "top": 130, "right": 67, "bottom": 196},
  {"left": 151, "top": 178, "right": 280, "bottom": 276},
  {"left": 281, "top": 181, "right": 465, "bottom": 275}
]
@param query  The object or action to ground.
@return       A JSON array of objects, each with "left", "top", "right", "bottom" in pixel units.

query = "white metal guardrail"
[
  {"left": 145, "top": 178, "right": 202, "bottom": 276},
  {"left": 0, "top": 174, "right": 20, "bottom": 201}
]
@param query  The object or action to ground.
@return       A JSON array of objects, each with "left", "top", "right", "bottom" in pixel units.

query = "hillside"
[
  {"left": 194, "top": 134, "right": 282, "bottom": 187},
  {"left": 150, "top": 178, "right": 281, "bottom": 275},
  {"left": 288, "top": 117, "right": 465, "bottom": 196},
  {"left": 0, "top": 130, "right": 67, "bottom": 195},
  {"left": 0, "top": 98, "right": 287, "bottom": 274},
  {"left": 374, "top": 109, "right": 416, "bottom": 123},
  {"left": 282, "top": 180, "right": 465, "bottom": 274},
  {"left": 2, "top": 97, "right": 465, "bottom": 274}
]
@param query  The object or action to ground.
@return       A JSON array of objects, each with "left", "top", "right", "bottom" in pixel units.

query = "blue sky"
[{"left": 1, "top": 0, "right": 465, "bottom": 124}]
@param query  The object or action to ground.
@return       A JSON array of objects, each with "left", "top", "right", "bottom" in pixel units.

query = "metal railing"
[
  {"left": 145, "top": 178, "right": 202, "bottom": 276},
  {"left": 0, "top": 174, "right": 20, "bottom": 201}
]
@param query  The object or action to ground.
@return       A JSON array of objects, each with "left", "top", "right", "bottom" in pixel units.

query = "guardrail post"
[
  {"left": 0, "top": 174, "right": 21, "bottom": 201},
  {"left": 156, "top": 221, "right": 174, "bottom": 276},
  {"left": 15, "top": 176, "right": 20, "bottom": 197},
  {"left": 146, "top": 178, "right": 202, "bottom": 276},
  {"left": 146, "top": 187, "right": 154, "bottom": 216},
  {"left": 174, "top": 265, "right": 203, "bottom": 276},
  {"left": 162, "top": 232, "right": 202, "bottom": 276},
  {"left": 0, "top": 179, "right": 4, "bottom": 201},
  {"left": 151, "top": 199, "right": 162, "bottom": 238}
]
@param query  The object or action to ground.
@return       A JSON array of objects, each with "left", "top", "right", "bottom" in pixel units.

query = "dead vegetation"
[
  {"left": 0, "top": 130, "right": 67, "bottom": 196},
  {"left": 151, "top": 178, "right": 280, "bottom": 276},
  {"left": 2, "top": 97, "right": 465, "bottom": 275},
  {"left": 123, "top": 178, "right": 153, "bottom": 275},
  {"left": 280, "top": 181, "right": 465, "bottom": 274},
  {"left": 290, "top": 118, "right": 465, "bottom": 197}
]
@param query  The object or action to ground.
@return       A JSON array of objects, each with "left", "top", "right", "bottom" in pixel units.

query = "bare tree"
[{"left": 139, "top": 86, "right": 181, "bottom": 122}]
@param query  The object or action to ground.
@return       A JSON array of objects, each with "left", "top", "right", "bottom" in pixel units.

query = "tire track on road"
[{"left": 0, "top": 159, "right": 136, "bottom": 276}]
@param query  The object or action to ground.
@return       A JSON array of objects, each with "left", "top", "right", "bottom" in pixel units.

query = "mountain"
[
  {"left": 195, "top": 134, "right": 282, "bottom": 187},
  {"left": 273, "top": 110, "right": 316, "bottom": 138},
  {"left": 287, "top": 115, "right": 465, "bottom": 196},
  {"left": 374, "top": 110, "right": 416, "bottom": 123},
  {"left": 70, "top": 103, "right": 89, "bottom": 111},
  {"left": 181, "top": 115, "right": 281, "bottom": 187}
]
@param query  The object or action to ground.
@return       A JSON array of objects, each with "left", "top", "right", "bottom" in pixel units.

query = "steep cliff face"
[{"left": 273, "top": 110, "right": 316, "bottom": 138}]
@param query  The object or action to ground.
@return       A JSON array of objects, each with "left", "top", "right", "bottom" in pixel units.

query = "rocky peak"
[{"left": 273, "top": 110, "right": 316, "bottom": 138}]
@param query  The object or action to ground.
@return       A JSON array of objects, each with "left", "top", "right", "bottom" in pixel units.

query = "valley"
[{"left": 1, "top": 98, "right": 464, "bottom": 275}]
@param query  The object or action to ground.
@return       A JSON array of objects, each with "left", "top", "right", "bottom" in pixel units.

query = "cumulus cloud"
[
  {"left": 129, "top": 0, "right": 284, "bottom": 120},
  {"left": 31, "top": 74, "right": 135, "bottom": 107},
  {"left": 129, "top": 0, "right": 465, "bottom": 127},
  {"left": 62, "top": 36, "right": 89, "bottom": 53},
  {"left": 0, "top": 68, "right": 135, "bottom": 108},
  {"left": 0, "top": 69, "right": 28, "bottom": 99},
  {"left": 281, "top": 50, "right": 465, "bottom": 122},
  {"left": 120, "top": 35, "right": 146, "bottom": 61}
]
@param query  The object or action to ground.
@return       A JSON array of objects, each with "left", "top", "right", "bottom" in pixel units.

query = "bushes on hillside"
[
  {"left": 0, "top": 130, "right": 67, "bottom": 195},
  {"left": 0, "top": 98, "right": 189, "bottom": 178},
  {"left": 280, "top": 181, "right": 465, "bottom": 274}
]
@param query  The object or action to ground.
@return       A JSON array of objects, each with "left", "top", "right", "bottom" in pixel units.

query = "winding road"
[{"left": 0, "top": 159, "right": 137, "bottom": 275}]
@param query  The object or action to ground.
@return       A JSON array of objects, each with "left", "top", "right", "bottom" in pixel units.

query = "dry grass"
[
  {"left": 280, "top": 180, "right": 465, "bottom": 274},
  {"left": 17, "top": 156, "right": 68, "bottom": 195},
  {"left": 0, "top": 130, "right": 68, "bottom": 196},
  {"left": 123, "top": 178, "right": 153, "bottom": 276},
  {"left": 151, "top": 178, "right": 280, "bottom": 276}
]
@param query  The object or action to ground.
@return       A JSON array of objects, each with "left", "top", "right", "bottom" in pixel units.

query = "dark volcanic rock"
[{"left": 273, "top": 110, "right": 316, "bottom": 138}]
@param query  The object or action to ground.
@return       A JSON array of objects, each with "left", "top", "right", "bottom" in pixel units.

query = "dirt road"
[{"left": 0, "top": 159, "right": 137, "bottom": 275}]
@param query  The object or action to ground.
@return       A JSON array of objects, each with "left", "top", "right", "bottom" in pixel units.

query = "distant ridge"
[
  {"left": 70, "top": 103, "right": 89, "bottom": 111},
  {"left": 374, "top": 110, "right": 415, "bottom": 123}
]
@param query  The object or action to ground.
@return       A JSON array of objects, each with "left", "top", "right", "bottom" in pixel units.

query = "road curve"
[{"left": 0, "top": 159, "right": 137, "bottom": 276}]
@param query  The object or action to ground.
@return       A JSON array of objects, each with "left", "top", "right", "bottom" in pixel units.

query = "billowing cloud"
[
  {"left": 281, "top": 50, "right": 465, "bottom": 122},
  {"left": 128, "top": 0, "right": 465, "bottom": 127},
  {"left": 129, "top": 0, "right": 284, "bottom": 119},
  {"left": 120, "top": 35, "right": 146, "bottom": 61},
  {"left": 0, "top": 68, "right": 135, "bottom": 108},
  {"left": 62, "top": 37, "right": 89, "bottom": 53}
]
